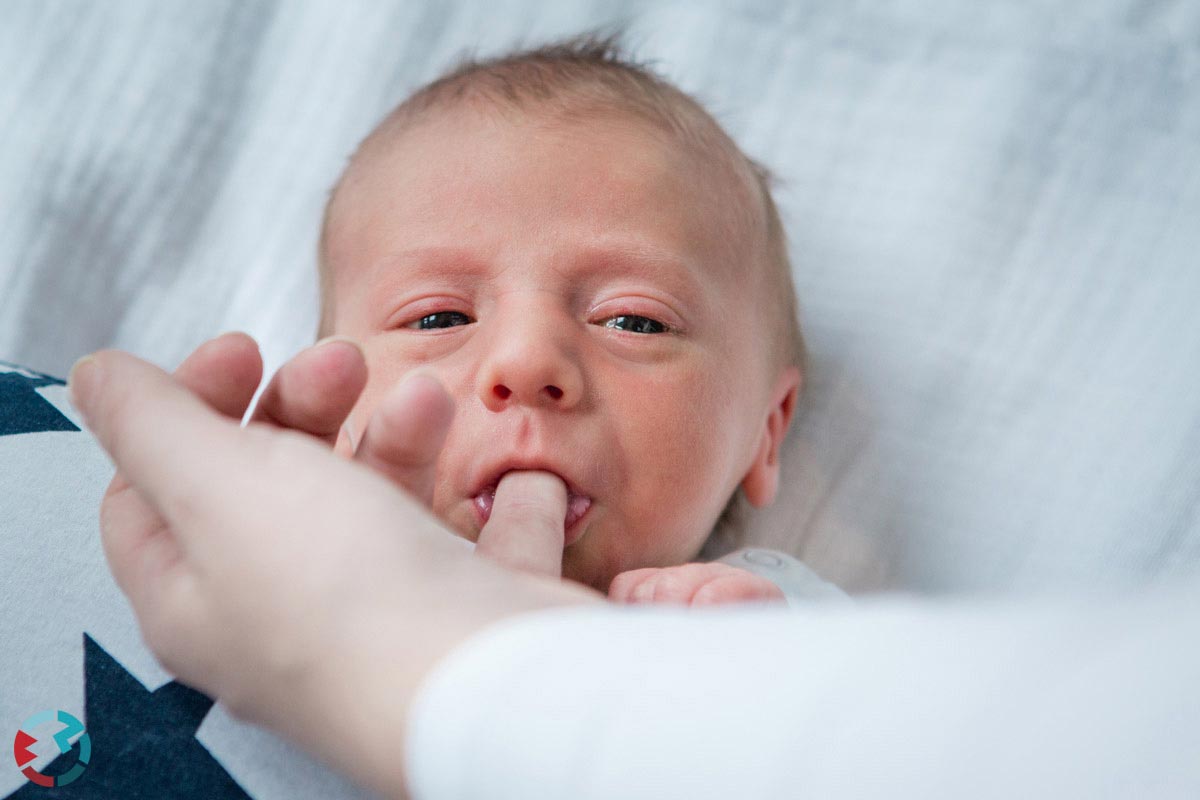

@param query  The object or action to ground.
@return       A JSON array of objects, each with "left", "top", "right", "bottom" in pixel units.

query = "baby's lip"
[
  {"left": 469, "top": 457, "right": 596, "bottom": 545},
  {"left": 470, "top": 460, "right": 590, "bottom": 500},
  {"left": 471, "top": 475, "right": 592, "bottom": 547}
]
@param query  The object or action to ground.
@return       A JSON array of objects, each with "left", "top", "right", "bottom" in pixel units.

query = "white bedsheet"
[{"left": 2, "top": 0, "right": 1198, "bottom": 594}]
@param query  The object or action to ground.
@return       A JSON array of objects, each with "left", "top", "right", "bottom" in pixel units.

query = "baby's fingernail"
[{"left": 67, "top": 355, "right": 101, "bottom": 427}]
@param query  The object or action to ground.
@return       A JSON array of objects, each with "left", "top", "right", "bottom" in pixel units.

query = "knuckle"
[
  {"left": 691, "top": 583, "right": 719, "bottom": 605},
  {"left": 630, "top": 574, "right": 658, "bottom": 603},
  {"left": 651, "top": 570, "right": 693, "bottom": 603},
  {"left": 607, "top": 572, "right": 633, "bottom": 600},
  {"left": 611, "top": 569, "right": 655, "bottom": 602}
]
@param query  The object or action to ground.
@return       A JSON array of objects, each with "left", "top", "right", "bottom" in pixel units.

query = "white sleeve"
[{"left": 404, "top": 581, "right": 1200, "bottom": 800}]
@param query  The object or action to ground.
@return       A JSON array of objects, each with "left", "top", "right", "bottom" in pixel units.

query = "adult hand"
[
  {"left": 250, "top": 334, "right": 571, "bottom": 575},
  {"left": 105, "top": 332, "right": 570, "bottom": 579},
  {"left": 73, "top": 348, "right": 603, "bottom": 799}
]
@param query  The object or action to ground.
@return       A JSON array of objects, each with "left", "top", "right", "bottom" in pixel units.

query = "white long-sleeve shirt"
[{"left": 405, "top": 579, "right": 1200, "bottom": 799}]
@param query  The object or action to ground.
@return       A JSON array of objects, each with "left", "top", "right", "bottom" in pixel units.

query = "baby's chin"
[{"left": 560, "top": 546, "right": 617, "bottom": 593}]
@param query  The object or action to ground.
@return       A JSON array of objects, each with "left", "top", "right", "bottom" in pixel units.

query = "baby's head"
[{"left": 318, "top": 32, "right": 805, "bottom": 592}]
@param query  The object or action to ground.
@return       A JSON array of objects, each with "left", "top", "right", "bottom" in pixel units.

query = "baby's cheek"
[
  {"left": 625, "top": 465, "right": 726, "bottom": 565},
  {"left": 561, "top": 523, "right": 630, "bottom": 593}
]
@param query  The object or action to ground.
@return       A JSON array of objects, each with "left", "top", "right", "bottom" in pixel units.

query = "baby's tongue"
[{"left": 477, "top": 470, "right": 569, "bottom": 576}]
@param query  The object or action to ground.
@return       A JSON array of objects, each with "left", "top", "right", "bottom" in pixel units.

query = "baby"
[{"left": 314, "top": 32, "right": 810, "bottom": 605}]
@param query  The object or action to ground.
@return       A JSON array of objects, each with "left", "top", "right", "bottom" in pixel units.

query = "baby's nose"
[
  {"left": 492, "top": 383, "right": 564, "bottom": 402},
  {"left": 476, "top": 310, "right": 583, "bottom": 412},
  {"left": 481, "top": 356, "right": 579, "bottom": 411}
]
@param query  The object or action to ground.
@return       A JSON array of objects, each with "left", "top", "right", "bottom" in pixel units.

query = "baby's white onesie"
[{"left": 713, "top": 547, "right": 847, "bottom": 605}]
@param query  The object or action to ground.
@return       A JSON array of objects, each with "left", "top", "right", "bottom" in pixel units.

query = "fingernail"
[
  {"left": 401, "top": 367, "right": 440, "bottom": 386},
  {"left": 314, "top": 335, "right": 363, "bottom": 354},
  {"left": 398, "top": 370, "right": 456, "bottom": 429},
  {"left": 341, "top": 409, "right": 360, "bottom": 452},
  {"left": 67, "top": 355, "right": 100, "bottom": 426},
  {"left": 398, "top": 369, "right": 453, "bottom": 410}
]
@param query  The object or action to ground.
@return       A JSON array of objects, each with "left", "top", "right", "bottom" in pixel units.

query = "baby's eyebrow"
[
  {"left": 371, "top": 242, "right": 706, "bottom": 305},
  {"left": 367, "top": 246, "right": 490, "bottom": 288},
  {"left": 571, "top": 243, "right": 706, "bottom": 306}
]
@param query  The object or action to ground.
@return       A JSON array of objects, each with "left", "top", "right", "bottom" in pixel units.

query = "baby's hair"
[{"left": 317, "top": 28, "right": 807, "bottom": 550}]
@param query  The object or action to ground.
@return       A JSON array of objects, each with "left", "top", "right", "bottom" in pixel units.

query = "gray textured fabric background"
[{"left": 2, "top": 0, "right": 1198, "bottom": 594}]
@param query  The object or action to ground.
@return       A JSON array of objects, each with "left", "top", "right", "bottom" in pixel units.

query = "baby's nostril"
[
  {"left": 545, "top": 385, "right": 563, "bottom": 400},
  {"left": 493, "top": 385, "right": 512, "bottom": 400}
]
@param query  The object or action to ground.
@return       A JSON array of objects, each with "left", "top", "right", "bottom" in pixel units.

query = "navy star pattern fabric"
[
  {"left": 5, "top": 636, "right": 247, "bottom": 799},
  {"left": 0, "top": 362, "right": 78, "bottom": 436},
  {"left": 1, "top": 362, "right": 253, "bottom": 797}
]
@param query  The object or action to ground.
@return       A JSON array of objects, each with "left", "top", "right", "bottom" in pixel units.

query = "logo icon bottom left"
[{"left": 13, "top": 710, "right": 91, "bottom": 788}]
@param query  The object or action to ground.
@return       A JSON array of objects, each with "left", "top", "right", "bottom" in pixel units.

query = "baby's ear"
[{"left": 740, "top": 366, "right": 800, "bottom": 507}]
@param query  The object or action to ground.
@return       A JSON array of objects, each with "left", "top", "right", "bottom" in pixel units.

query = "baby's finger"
[
  {"left": 691, "top": 575, "right": 786, "bottom": 606},
  {"left": 354, "top": 372, "right": 454, "bottom": 506},
  {"left": 249, "top": 337, "right": 367, "bottom": 446},
  {"left": 475, "top": 471, "right": 567, "bottom": 578},
  {"left": 630, "top": 564, "right": 729, "bottom": 604},
  {"left": 606, "top": 568, "right": 659, "bottom": 603}
]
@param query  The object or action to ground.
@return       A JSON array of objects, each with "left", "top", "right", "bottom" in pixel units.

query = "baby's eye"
[
  {"left": 407, "top": 311, "right": 473, "bottom": 330},
  {"left": 603, "top": 315, "right": 669, "bottom": 334}
]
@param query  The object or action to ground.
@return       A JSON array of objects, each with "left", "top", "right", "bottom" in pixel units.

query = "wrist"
[{"left": 296, "top": 556, "right": 605, "bottom": 798}]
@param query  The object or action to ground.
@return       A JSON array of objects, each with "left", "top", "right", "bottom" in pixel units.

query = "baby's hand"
[{"left": 608, "top": 563, "right": 786, "bottom": 607}]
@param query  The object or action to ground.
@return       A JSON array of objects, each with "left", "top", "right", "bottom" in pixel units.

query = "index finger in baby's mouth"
[{"left": 475, "top": 470, "right": 567, "bottom": 579}]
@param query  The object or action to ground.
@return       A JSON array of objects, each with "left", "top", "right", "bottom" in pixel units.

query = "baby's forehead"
[
  {"left": 325, "top": 104, "right": 766, "bottom": 293},
  {"left": 345, "top": 102, "right": 757, "bottom": 217}
]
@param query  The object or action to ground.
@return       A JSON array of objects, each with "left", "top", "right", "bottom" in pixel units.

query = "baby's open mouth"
[{"left": 472, "top": 479, "right": 592, "bottom": 546}]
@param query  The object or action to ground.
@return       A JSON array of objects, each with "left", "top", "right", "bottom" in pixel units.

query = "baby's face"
[{"left": 324, "top": 107, "right": 782, "bottom": 592}]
